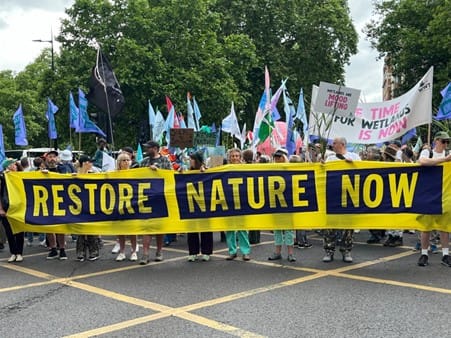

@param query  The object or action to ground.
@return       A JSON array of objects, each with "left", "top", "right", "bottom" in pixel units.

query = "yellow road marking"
[{"left": 2, "top": 245, "right": 450, "bottom": 338}]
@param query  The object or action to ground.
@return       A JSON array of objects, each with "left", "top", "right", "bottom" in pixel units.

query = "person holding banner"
[
  {"left": 74, "top": 155, "right": 100, "bottom": 261},
  {"left": 139, "top": 141, "right": 172, "bottom": 264},
  {"left": 0, "top": 159, "right": 25, "bottom": 263},
  {"left": 224, "top": 148, "right": 251, "bottom": 261},
  {"left": 417, "top": 131, "right": 451, "bottom": 267},
  {"left": 186, "top": 151, "right": 213, "bottom": 262},
  {"left": 267, "top": 148, "right": 296, "bottom": 262},
  {"left": 323, "top": 137, "right": 360, "bottom": 263},
  {"left": 114, "top": 153, "right": 138, "bottom": 262}
]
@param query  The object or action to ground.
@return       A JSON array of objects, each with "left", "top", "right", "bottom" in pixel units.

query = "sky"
[{"left": 0, "top": 0, "right": 383, "bottom": 102}]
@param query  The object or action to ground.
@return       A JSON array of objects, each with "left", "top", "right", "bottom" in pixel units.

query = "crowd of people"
[{"left": 1, "top": 131, "right": 451, "bottom": 268}]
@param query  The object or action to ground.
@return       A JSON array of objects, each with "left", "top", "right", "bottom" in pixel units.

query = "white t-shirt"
[
  {"left": 419, "top": 149, "right": 446, "bottom": 160},
  {"left": 326, "top": 151, "right": 361, "bottom": 162}
]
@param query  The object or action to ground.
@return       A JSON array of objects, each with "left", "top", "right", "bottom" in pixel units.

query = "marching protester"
[
  {"left": 139, "top": 141, "right": 171, "bottom": 264},
  {"left": 417, "top": 131, "right": 451, "bottom": 267},
  {"left": 267, "top": 148, "right": 296, "bottom": 262},
  {"left": 224, "top": 148, "right": 251, "bottom": 261},
  {"left": 114, "top": 152, "right": 138, "bottom": 262},
  {"left": 0, "top": 158, "right": 25, "bottom": 262},
  {"left": 75, "top": 155, "right": 101, "bottom": 261},
  {"left": 186, "top": 151, "right": 213, "bottom": 262},
  {"left": 323, "top": 137, "right": 361, "bottom": 263},
  {"left": 42, "top": 150, "right": 69, "bottom": 260}
]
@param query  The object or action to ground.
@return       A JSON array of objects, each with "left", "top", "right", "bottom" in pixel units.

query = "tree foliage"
[
  {"left": 365, "top": 0, "right": 450, "bottom": 105},
  {"left": 1, "top": 0, "right": 358, "bottom": 151}
]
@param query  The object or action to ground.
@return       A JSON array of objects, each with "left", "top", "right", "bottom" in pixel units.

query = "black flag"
[{"left": 87, "top": 49, "right": 125, "bottom": 117}]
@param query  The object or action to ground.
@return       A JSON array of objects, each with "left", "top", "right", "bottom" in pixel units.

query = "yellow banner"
[{"left": 5, "top": 161, "right": 451, "bottom": 234}]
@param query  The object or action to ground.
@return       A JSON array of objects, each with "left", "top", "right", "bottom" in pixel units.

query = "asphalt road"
[{"left": 0, "top": 231, "right": 450, "bottom": 338}]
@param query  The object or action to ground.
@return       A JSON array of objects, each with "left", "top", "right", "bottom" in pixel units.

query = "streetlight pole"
[
  {"left": 32, "top": 28, "right": 54, "bottom": 71},
  {"left": 33, "top": 29, "right": 56, "bottom": 149}
]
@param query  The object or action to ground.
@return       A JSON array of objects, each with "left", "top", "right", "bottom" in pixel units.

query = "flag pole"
[{"left": 97, "top": 49, "right": 115, "bottom": 150}]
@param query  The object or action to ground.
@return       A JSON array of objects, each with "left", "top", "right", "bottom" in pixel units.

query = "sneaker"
[
  {"left": 88, "top": 254, "right": 99, "bottom": 261},
  {"left": 77, "top": 256, "right": 85, "bottom": 262},
  {"left": 111, "top": 242, "right": 120, "bottom": 254},
  {"left": 441, "top": 255, "right": 451, "bottom": 267},
  {"left": 268, "top": 253, "right": 282, "bottom": 261},
  {"left": 418, "top": 254, "right": 429, "bottom": 266},
  {"left": 226, "top": 253, "right": 237, "bottom": 261},
  {"left": 26, "top": 240, "right": 33, "bottom": 247},
  {"left": 430, "top": 244, "right": 439, "bottom": 254},
  {"left": 130, "top": 252, "right": 138, "bottom": 261},
  {"left": 322, "top": 252, "right": 334, "bottom": 262},
  {"left": 383, "top": 235, "right": 394, "bottom": 247},
  {"left": 139, "top": 254, "right": 149, "bottom": 265},
  {"left": 47, "top": 248, "right": 59, "bottom": 260},
  {"left": 287, "top": 254, "right": 296, "bottom": 262},
  {"left": 154, "top": 252, "right": 163, "bottom": 262},
  {"left": 7, "top": 254, "right": 17, "bottom": 263},
  {"left": 15, "top": 254, "right": 23, "bottom": 262},
  {"left": 388, "top": 236, "right": 403, "bottom": 247},
  {"left": 303, "top": 242, "right": 313, "bottom": 248},
  {"left": 242, "top": 254, "right": 251, "bottom": 261},
  {"left": 188, "top": 255, "right": 197, "bottom": 262},
  {"left": 116, "top": 253, "right": 126, "bottom": 261},
  {"left": 59, "top": 249, "right": 68, "bottom": 260},
  {"left": 342, "top": 252, "right": 353, "bottom": 263},
  {"left": 201, "top": 254, "right": 210, "bottom": 262},
  {"left": 39, "top": 240, "right": 47, "bottom": 247}
]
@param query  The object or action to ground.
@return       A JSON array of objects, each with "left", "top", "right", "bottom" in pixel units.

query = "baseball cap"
[
  {"left": 2, "top": 158, "right": 17, "bottom": 170},
  {"left": 273, "top": 148, "right": 288, "bottom": 157},
  {"left": 78, "top": 155, "right": 93, "bottom": 165},
  {"left": 143, "top": 140, "right": 160, "bottom": 148},
  {"left": 434, "top": 131, "right": 450, "bottom": 140}
]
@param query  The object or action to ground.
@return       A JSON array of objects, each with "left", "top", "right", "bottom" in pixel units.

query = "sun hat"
[{"left": 60, "top": 149, "right": 72, "bottom": 161}]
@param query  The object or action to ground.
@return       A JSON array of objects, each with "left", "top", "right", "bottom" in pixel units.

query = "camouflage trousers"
[
  {"left": 76, "top": 235, "right": 99, "bottom": 258},
  {"left": 323, "top": 229, "right": 353, "bottom": 254}
]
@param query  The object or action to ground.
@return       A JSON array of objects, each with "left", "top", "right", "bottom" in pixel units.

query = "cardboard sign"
[
  {"left": 170, "top": 128, "right": 194, "bottom": 148},
  {"left": 194, "top": 131, "right": 217, "bottom": 146},
  {"left": 313, "top": 82, "right": 361, "bottom": 117}
]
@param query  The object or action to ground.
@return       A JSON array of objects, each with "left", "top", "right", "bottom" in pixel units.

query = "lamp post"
[{"left": 32, "top": 29, "right": 54, "bottom": 71}]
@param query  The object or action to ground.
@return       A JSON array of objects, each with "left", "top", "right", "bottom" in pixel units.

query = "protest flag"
[
  {"left": 148, "top": 100, "right": 156, "bottom": 127},
  {"left": 222, "top": 102, "right": 241, "bottom": 140},
  {"left": 136, "top": 143, "right": 144, "bottom": 163},
  {"left": 86, "top": 48, "right": 125, "bottom": 118},
  {"left": 69, "top": 92, "right": 79, "bottom": 129},
  {"left": 46, "top": 98, "right": 58, "bottom": 140},
  {"left": 193, "top": 96, "right": 202, "bottom": 130},
  {"left": 283, "top": 84, "right": 297, "bottom": 155},
  {"left": 435, "top": 82, "right": 451, "bottom": 120},
  {"left": 13, "top": 104, "right": 28, "bottom": 146},
  {"left": 187, "top": 93, "right": 197, "bottom": 130},
  {"left": 77, "top": 88, "right": 106, "bottom": 137}
]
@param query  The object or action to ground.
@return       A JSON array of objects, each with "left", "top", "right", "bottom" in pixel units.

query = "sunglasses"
[{"left": 440, "top": 139, "right": 450, "bottom": 144}]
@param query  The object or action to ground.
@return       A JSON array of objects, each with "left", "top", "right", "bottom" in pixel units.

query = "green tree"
[{"left": 365, "top": 0, "right": 450, "bottom": 105}]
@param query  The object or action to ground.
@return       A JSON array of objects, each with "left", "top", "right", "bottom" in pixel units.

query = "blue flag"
[
  {"left": 69, "top": 92, "right": 79, "bottom": 129},
  {"left": 13, "top": 104, "right": 28, "bottom": 146},
  {"left": 136, "top": 143, "right": 143, "bottom": 163},
  {"left": 296, "top": 88, "right": 309, "bottom": 136},
  {"left": 148, "top": 100, "right": 156, "bottom": 127},
  {"left": 77, "top": 88, "right": 106, "bottom": 137},
  {"left": 46, "top": 98, "right": 58, "bottom": 140},
  {"left": 193, "top": 96, "right": 202, "bottom": 130},
  {"left": 283, "top": 85, "right": 297, "bottom": 155},
  {"left": 401, "top": 128, "right": 416, "bottom": 144},
  {"left": 0, "top": 125, "right": 5, "bottom": 166},
  {"left": 435, "top": 82, "right": 451, "bottom": 120}
]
